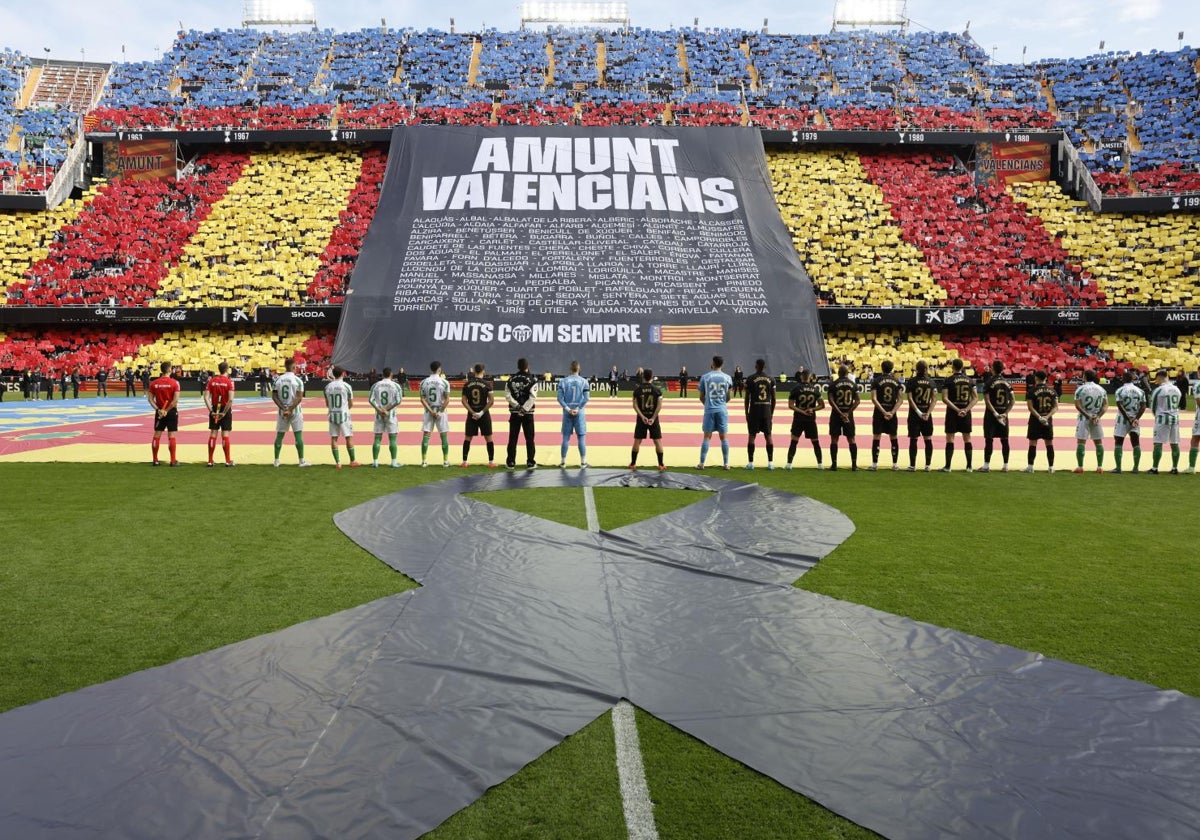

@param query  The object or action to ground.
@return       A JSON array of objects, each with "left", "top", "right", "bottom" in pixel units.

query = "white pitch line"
[{"left": 583, "top": 485, "right": 659, "bottom": 840}]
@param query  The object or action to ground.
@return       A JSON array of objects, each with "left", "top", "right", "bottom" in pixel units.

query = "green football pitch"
[{"left": 2, "top": 463, "right": 1197, "bottom": 839}]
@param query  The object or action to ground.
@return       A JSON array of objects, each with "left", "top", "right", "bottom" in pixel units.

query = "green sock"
[
  {"left": 295, "top": 432, "right": 305, "bottom": 459},
  {"left": 421, "top": 432, "right": 430, "bottom": 460},
  {"left": 1095, "top": 444, "right": 1104, "bottom": 469},
  {"left": 332, "top": 445, "right": 340, "bottom": 464},
  {"left": 1075, "top": 442, "right": 1085, "bottom": 468},
  {"left": 1153, "top": 443, "right": 1163, "bottom": 468},
  {"left": 1171, "top": 444, "right": 1180, "bottom": 469},
  {"left": 1132, "top": 443, "right": 1141, "bottom": 470},
  {"left": 348, "top": 445, "right": 356, "bottom": 462},
  {"left": 441, "top": 435, "right": 449, "bottom": 461},
  {"left": 1114, "top": 445, "right": 1123, "bottom": 470},
  {"left": 1190, "top": 447, "right": 1198, "bottom": 469},
  {"left": 274, "top": 433, "right": 285, "bottom": 459},
  {"left": 373, "top": 435, "right": 382, "bottom": 461},
  {"left": 389, "top": 436, "right": 398, "bottom": 460}
]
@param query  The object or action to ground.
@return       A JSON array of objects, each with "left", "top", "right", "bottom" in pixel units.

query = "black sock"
[
  {"left": 765, "top": 442, "right": 774, "bottom": 461},
  {"left": 890, "top": 440, "right": 898, "bottom": 463},
  {"left": 630, "top": 447, "right": 638, "bottom": 465},
  {"left": 812, "top": 441, "right": 823, "bottom": 465},
  {"left": 787, "top": 441, "right": 798, "bottom": 463},
  {"left": 871, "top": 440, "right": 880, "bottom": 463},
  {"left": 830, "top": 440, "right": 839, "bottom": 467},
  {"left": 1028, "top": 445, "right": 1036, "bottom": 466},
  {"left": 486, "top": 441, "right": 495, "bottom": 461},
  {"left": 963, "top": 443, "right": 973, "bottom": 469},
  {"left": 984, "top": 440, "right": 994, "bottom": 462},
  {"left": 909, "top": 439, "right": 918, "bottom": 466},
  {"left": 924, "top": 438, "right": 933, "bottom": 466},
  {"left": 848, "top": 443, "right": 858, "bottom": 467},
  {"left": 462, "top": 441, "right": 471, "bottom": 461},
  {"left": 657, "top": 449, "right": 664, "bottom": 467},
  {"left": 1047, "top": 445, "right": 1055, "bottom": 467},
  {"left": 1000, "top": 440, "right": 1010, "bottom": 464},
  {"left": 945, "top": 442, "right": 954, "bottom": 466},
  {"left": 748, "top": 441, "right": 755, "bottom": 462}
]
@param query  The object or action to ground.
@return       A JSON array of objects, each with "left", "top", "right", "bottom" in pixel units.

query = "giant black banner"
[{"left": 331, "top": 126, "right": 830, "bottom": 376}]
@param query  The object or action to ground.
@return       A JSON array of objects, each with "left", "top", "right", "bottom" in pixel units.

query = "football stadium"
[{"left": 1, "top": 0, "right": 1200, "bottom": 836}]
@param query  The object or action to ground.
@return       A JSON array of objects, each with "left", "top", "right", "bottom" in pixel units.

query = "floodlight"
[
  {"left": 243, "top": 0, "right": 317, "bottom": 27},
  {"left": 832, "top": 0, "right": 906, "bottom": 31},
  {"left": 519, "top": 0, "right": 629, "bottom": 29}
]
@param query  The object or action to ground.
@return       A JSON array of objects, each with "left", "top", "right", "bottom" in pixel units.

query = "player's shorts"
[
  {"left": 208, "top": 408, "right": 233, "bottom": 432},
  {"left": 944, "top": 410, "right": 973, "bottom": 436},
  {"left": 153, "top": 408, "right": 179, "bottom": 433},
  {"left": 1075, "top": 416, "right": 1103, "bottom": 441},
  {"left": 422, "top": 410, "right": 450, "bottom": 434},
  {"left": 872, "top": 409, "right": 898, "bottom": 437},
  {"left": 276, "top": 409, "right": 304, "bottom": 433},
  {"left": 746, "top": 409, "right": 773, "bottom": 437},
  {"left": 790, "top": 413, "right": 819, "bottom": 440},
  {"left": 634, "top": 419, "right": 662, "bottom": 440},
  {"left": 702, "top": 409, "right": 728, "bottom": 435},
  {"left": 373, "top": 414, "right": 399, "bottom": 436},
  {"left": 561, "top": 411, "right": 587, "bottom": 438},
  {"left": 829, "top": 413, "right": 856, "bottom": 439},
  {"left": 328, "top": 419, "right": 354, "bottom": 439},
  {"left": 907, "top": 411, "right": 934, "bottom": 438},
  {"left": 1027, "top": 419, "right": 1054, "bottom": 441},
  {"left": 1154, "top": 422, "right": 1180, "bottom": 445},
  {"left": 983, "top": 412, "right": 1009, "bottom": 439},
  {"left": 465, "top": 412, "right": 493, "bottom": 438},
  {"left": 1113, "top": 414, "right": 1140, "bottom": 439}
]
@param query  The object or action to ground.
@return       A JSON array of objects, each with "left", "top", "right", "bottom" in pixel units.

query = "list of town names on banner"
[{"left": 392, "top": 215, "right": 769, "bottom": 316}]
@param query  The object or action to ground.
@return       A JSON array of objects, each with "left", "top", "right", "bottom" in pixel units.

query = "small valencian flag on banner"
[{"left": 649, "top": 325, "right": 725, "bottom": 344}]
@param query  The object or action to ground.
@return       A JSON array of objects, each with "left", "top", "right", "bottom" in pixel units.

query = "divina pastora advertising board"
[{"left": 332, "top": 125, "right": 829, "bottom": 376}]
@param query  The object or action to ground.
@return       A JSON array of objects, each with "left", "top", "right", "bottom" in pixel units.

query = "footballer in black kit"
[
  {"left": 630, "top": 369, "right": 665, "bottom": 470},
  {"left": 905, "top": 360, "right": 937, "bottom": 470},
  {"left": 461, "top": 363, "right": 496, "bottom": 466},
  {"left": 1025, "top": 370, "right": 1058, "bottom": 471},
  {"left": 980, "top": 360, "right": 1015, "bottom": 472},
  {"left": 743, "top": 359, "right": 777, "bottom": 469},
  {"left": 869, "top": 360, "right": 903, "bottom": 470},
  {"left": 826, "top": 365, "right": 860, "bottom": 470},
  {"left": 941, "top": 358, "right": 977, "bottom": 471},
  {"left": 787, "top": 370, "right": 824, "bottom": 468}
]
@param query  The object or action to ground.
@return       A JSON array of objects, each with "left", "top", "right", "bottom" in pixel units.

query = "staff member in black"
[
  {"left": 869, "top": 359, "right": 903, "bottom": 470},
  {"left": 678, "top": 365, "right": 688, "bottom": 398},
  {"left": 505, "top": 357, "right": 538, "bottom": 469},
  {"left": 940, "top": 358, "right": 977, "bottom": 472},
  {"left": 124, "top": 367, "right": 136, "bottom": 397},
  {"left": 96, "top": 368, "right": 108, "bottom": 397},
  {"left": 980, "top": 360, "right": 1015, "bottom": 472}
]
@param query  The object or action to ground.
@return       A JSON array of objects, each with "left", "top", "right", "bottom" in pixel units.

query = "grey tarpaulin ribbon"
[{"left": 0, "top": 469, "right": 1198, "bottom": 840}]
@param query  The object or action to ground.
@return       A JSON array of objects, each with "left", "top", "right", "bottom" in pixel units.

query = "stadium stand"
[
  {"left": 860, "top": 151, "right": 1103, "bottom": 307},
  {"left": 307, "top": 146, "right": 386, "bottom": 304},
  {"left": 129, "top": 327, "right": 324, "bottom": 374},
  {"left": 823, "top": 328, "right": 961, "bottom": 377},
  {"left": 0, "top": 327, "right": 158, "bottom": 376},
  {"left": 768, "top": 149, "right": 947, "bottom": 306},
  {"left": 1011, "top": 180, "right": 1200, "bottom": 305},
  {"left": 161, "top": 147, "right": 359, "bottom": 308},
  {"left": 0, "top": 190, "right": 92, "bottom": 294}
]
